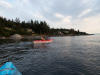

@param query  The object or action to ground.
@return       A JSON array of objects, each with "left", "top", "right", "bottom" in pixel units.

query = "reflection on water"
[{"left": 0, "top": 35, "right": 100, "bottom": 75}]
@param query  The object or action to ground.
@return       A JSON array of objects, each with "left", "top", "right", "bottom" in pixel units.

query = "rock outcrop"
[{"left": 10, "top": 34, "right": 23, "bottom": 40}]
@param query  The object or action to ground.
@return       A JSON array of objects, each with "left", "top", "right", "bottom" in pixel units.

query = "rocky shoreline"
[
  {"left": 0, "top": 33, "right": 94, "bottom": 44},
  {"left": 0, "top": 33, "right": 94, "bottom": 40}
]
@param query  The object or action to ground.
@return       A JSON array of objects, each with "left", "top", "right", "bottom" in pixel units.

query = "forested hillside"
[{"left": 0, "top": 16, "right": 88, "bottom": 37}]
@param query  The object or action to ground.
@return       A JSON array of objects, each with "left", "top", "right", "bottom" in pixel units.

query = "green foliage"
[
  {"left": 0, "top": 17, "right": 50, "bottom": 36},
  {"left": 49, "top": 28, "right": 88, "bottom": 36},
  {"left": 0, "top": 16, "right": 88, "bottom": 37},
  {"left": 31, "top": 21, "right": 50, "bottom": 34}
]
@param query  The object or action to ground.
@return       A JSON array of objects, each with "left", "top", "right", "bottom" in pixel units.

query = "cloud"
[
  {"left": 78, "top": 9, "right": 92, "bottom": 18},
  {"left": 62, "top": 16, "right": 72, "bottom": 23},
  {"left": 0, "top": 0, "right": 100, "bottom": 33},
  {"left": 73, "top": 14, "right": 100, "bottom": 33},
  {"left": 21, "top": 0, "right": 29, "bottom": 3},
  {"left": 55, "top": 13, "right": 64, "bottom": 18},
  {"left": 0, "top": 0, "right": 12, "bottom": 8},
  {"left": 49, "top": 15, "right": 72, "bottom": 28},
  {"left": 54, "top": 13, "right": 72, "bottom": 25}
]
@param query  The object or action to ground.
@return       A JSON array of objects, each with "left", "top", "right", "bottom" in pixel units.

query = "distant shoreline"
[
  {"left": 0, "top": 16, "right": 90, "bottom": 38},
  {"left": 0, "top": 33, "right": 94, "bottom": 39},
  {"left": 0, "top": 34, "right": 94, "bottom": 45}
]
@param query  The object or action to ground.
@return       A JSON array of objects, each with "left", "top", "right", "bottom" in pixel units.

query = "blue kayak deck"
[{"left": 0, "top": 62, "right": 22, "bottom": 75}]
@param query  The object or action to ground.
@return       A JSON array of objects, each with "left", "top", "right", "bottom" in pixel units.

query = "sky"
[{"left": 0, "top": 0, "right": 100, "bottom": 33}]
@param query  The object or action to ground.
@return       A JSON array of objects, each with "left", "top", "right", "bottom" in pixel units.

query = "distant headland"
[{"left": 0, "top": 16, "right": 92, "bottom": 39}]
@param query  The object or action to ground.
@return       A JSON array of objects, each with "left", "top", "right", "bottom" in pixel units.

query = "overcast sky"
[{"left": 0, "top": 0, "right": 100, "bottom": 33}]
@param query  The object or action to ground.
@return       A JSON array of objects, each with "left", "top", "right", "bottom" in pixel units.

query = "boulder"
[
  {"left": 10, "top": 34, "right": 23, "bottom": 40},
  {"left": 0, "top": 37, "right": 6, "bottom": 39}
]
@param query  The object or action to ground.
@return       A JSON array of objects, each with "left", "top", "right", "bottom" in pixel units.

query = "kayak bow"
[
  {"left": 0, "top": 62, "right": 22, "bottom": 75},
  {"left": 33, "top": 39, "right": 53, "bottom": 44}
]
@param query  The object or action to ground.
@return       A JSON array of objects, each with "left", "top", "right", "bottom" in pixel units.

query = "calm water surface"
[{"left": 0, "top": 35, "right": 100, "bottom": 75}]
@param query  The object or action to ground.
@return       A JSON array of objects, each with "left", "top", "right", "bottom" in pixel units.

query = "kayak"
[
  {"left": 0, "top": 62, "right": 22, "bottom": 75},
  {"left": 33, "top": 39, "right": 53, "bottom": 44}
]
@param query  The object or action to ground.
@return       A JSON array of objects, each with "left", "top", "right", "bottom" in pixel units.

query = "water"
[{"left": 0, "top": 35, "right": 100, "bottom": 75}]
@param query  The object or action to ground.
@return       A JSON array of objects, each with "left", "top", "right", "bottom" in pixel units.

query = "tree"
[{"left": 15, "top": 18, "right": 20, "bottom": 23}]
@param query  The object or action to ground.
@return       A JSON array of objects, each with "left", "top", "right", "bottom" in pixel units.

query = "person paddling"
[
  {"left": 41, "top": 35, "right": 49, "bottom": 40},
  {"left": 41, "top": 36, "right": 45, "bottom": 40},
  {"left": 41, "top": 35, "right": 46, "bottom": 40}
]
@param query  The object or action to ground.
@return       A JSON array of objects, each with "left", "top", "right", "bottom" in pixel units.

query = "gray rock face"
[
  {"left": 0, "top": 37, "right": 6, "bottom": 39},
  {"left": 10, "top": 34, "right": 23, "bottom": 40}
]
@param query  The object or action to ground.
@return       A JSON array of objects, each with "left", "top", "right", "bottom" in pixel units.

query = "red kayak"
[{"left": 33, "top": 39, "right": 53, "bottom": 44}]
